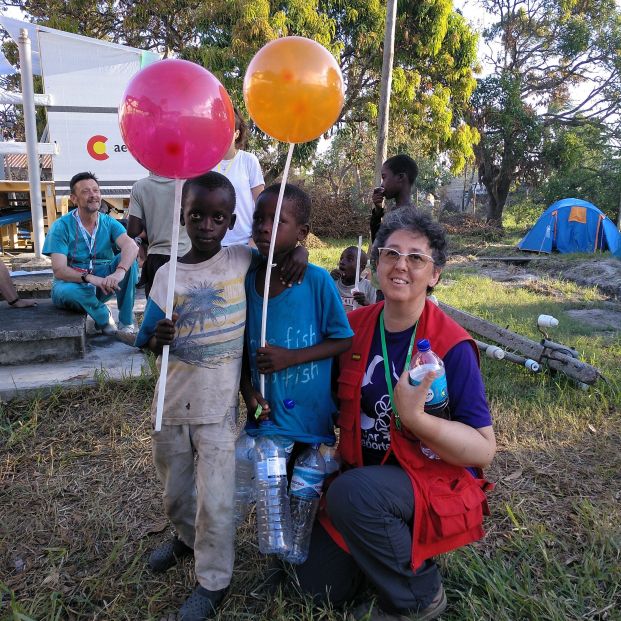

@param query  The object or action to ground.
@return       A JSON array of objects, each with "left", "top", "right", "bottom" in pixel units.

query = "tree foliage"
[
  {"left": 470, "top": 0, "right": 621, "bottom": 224},
  {"left": 1, "top": 0, "right": 480, "bottom": 183},
  {"left": 541, "top": 123, "right": 621, "bottom": 219}
]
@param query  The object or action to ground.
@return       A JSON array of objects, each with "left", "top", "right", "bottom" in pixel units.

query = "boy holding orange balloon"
[{"left": 241, "top": 183, "right": 353, "bottom": 445}]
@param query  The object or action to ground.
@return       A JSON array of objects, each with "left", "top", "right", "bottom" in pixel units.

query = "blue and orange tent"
[{"left": 518, "top": 198, "right": 621, "bottom": 254}]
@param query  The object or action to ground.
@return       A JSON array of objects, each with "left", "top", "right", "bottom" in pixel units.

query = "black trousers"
[
  {"left": 294, "top": 465, "right": 441, "bottom": 613},
  {"left": 141, "top": 253, "right": 171, "bottom": 299}
]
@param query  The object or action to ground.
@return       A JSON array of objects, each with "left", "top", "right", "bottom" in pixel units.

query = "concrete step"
[
  {"left": 2, "top": 254, "right": 53, "bottom": 300},
  {"left": 0, "top": 299, "right": 86, "bottom": 365},
  {"left": 4, "top": 273, "right": 53, "bottom": 300}
]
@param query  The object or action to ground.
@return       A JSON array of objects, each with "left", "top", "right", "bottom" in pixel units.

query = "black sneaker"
[
  {"left": 348, "top": 584, "right": 447, "bottom": 621},
  {"left": 179, "top": 584, "right": 228, "bottom": 621},
  {"left": 148, "top": 536, "right": 193, "bottom": 572}
]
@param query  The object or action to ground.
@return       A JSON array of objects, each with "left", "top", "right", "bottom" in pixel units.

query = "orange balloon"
[{"left": 243, "top": 37, "right": 344, "bottom": 144}]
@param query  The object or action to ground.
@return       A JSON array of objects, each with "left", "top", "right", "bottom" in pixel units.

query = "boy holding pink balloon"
[{"left": 134, "top": 172, "right": 308, "bottom": 621}]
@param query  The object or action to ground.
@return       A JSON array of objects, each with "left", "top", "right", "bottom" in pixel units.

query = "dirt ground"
[{"left": 450, "top": 255, "right": 621, "bottom": 331}]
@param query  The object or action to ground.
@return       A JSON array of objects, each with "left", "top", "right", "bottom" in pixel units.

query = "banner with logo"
[
  {"left": 37, "top": 27, "right": 157, "bottom": 196},
  {"left": 44, "top": 111, "right": 147, "bottom": 196}
]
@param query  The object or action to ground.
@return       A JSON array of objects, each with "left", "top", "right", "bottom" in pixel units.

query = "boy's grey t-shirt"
[
  {"left": 128, "top": 174, "right": 191, "bottom": 257},
  {"left": 335, "top": 277, "right": 377, "bottom": 312},
  {"left": 143, "top": 246, "right": 253, "bottom": 424}
]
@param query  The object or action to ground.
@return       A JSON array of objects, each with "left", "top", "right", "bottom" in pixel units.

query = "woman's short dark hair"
[{"left": 371, "top": 207, "right": 447, "bottom": 293}]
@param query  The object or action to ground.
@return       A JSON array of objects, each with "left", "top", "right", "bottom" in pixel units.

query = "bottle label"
[
  {"left": 409, "top": 366, "right": 449, "bottom": 418},
  {"left": 266, "top": 456, "right": 286, "bottom": 477},
  {"left": 290, "top": 466, "right": 324, "bottom": 498}
]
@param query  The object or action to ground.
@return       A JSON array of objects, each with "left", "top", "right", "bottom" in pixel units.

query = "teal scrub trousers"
[{"left": 51, "top": 254, "right": 138, "bottom": 328}]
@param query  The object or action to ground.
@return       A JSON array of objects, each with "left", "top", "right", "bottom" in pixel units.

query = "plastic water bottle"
[
  {"left": 234, "top": 431, "right": 256, "bottom": 526},
  {"left": 409, "top": 339, "right": 450, "bottom": 460},
  {"left": 286, "top": 444, "right": 326, "bottom": 564},
  {"left": 253, "top": 421, "right": 292, "bottom": 555},
  {"left": 320, "top": 443, "right": 342, "bottom": 476},
  {"left": 274, "top": 436, "right": 295, "bottom": 464}
]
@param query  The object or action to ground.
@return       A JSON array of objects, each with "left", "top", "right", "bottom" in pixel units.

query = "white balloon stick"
[
  {"left": 259, "top": 142, "right": 295, "bottom": 397},
  {"left": 354, "top": 235, "right": 363, "bottom": 291},
  {"left": 154, "top": 178, "right": 183, "bottom": 432}
]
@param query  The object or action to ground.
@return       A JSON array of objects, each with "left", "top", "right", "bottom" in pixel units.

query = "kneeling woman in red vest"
[{"left": 294, "top": 208, "right": 496, "bottom": 621}]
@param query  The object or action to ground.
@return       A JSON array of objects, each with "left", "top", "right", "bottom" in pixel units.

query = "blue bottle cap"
[
  {"left": 416, "top": 338, "right": 431, "bottom": 352},
  {"left": 283, "top": 398, "right": 296, "bottom": 409}
]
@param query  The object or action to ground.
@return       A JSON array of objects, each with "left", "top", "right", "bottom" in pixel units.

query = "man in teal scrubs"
[{"left": 43, "top": 172, "right": 139, "bottom": 334}]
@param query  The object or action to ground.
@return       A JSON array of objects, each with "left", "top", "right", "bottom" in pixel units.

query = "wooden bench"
[{"left": 0, "top": 181, "right": 65, "bottom": 250}]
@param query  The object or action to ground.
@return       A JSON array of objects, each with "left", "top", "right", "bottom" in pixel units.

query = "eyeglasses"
[{"left": 377, "top": 247, "right": 435, "bottom": 269}]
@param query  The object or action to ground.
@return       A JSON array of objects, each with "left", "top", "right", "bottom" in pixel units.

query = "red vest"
[{"left": 319, "top": 300, "right": 493, "bottom": 571}]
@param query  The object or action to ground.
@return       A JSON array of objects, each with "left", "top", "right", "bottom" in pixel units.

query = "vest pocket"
[
  {"left": 337, "top": 368, "right": 360, "bottom": 401},
  {"left": 336, "top": 369, "right": 362, "bottom": 465},
  {"left": 428, "top": 480, "right": 485, "bottom": 539}
]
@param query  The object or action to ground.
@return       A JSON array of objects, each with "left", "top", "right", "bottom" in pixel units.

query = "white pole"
[
  {"left": 154, "top": 178, "right": 183, "bottom": 432},
  {"left": 259, "top": 142, "right": 295, "bottom": 397},
  {"left": 354, "top": 234, "right": 363, "bottom": 290},
  {"left": 17, "top": 28, "right": 44, "bottom": 258},
  {"left": 373, "top": 0, "right": 397, "bottom": 186},
  {"left": 0, "top": 134, "right": 5, "bottom": 181}
]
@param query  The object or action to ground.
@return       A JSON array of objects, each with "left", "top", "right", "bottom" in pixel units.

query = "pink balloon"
[{"left": 119, "top": 59, "right": 234, "bottom": 179}]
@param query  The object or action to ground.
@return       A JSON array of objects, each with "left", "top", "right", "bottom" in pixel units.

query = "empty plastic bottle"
[
  {"left": 234, "top": 430, "right": 256, "bottom": 526},
  {"left": 409, "top": 338, "right": 450, "bottom": 460},
  {"left": 274, "top": 436, "right": 295, "bottom": 464},
  {"left": 253, "top": 421, "right": 292, "bottom": 555},
  {"left": 286, "top": 444, "right": 326, "bottom": 564},
  {"left": 320, "top": 443, "right": 342, "bottom": 476}
]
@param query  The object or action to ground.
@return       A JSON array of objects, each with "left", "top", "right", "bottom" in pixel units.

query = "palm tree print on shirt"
[
  {"left": 170, "top": 281, "right": 244, "bottom": 368},
  {"left": 175, "top": 283, "right": 227, "bottom": 340}
]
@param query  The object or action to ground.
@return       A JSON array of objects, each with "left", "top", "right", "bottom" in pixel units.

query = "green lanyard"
[{"left": 379, "top": 310, "right": 418, "bottom": 431}]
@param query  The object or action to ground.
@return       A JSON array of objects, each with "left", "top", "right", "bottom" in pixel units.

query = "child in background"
[
  {"left": 242, "top": 183, "right": 353, "bottom": 445},
  {"left": 370, "top": 154, "right": 418, "bottom": 242},
  {"left": 134, "top": 172, "right": 307, "bottom": 621},
  {"left": 330, "top": 245, "right": 376, "bottom": 312}
]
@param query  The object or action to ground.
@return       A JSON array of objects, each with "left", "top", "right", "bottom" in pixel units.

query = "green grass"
[
  {"left": 308, "top": 236, "right": 359, "bottom": 271},
  {"left": 1, "top": 237, "right": 620, "bottom": 620}
]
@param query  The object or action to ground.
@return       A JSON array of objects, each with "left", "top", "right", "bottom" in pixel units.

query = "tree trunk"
[
  {"left": 478, "top": 156, "right": 512, "bottom": 227},
  {"left": 354, "top": 165, "right": 362, "bottom": 205}
]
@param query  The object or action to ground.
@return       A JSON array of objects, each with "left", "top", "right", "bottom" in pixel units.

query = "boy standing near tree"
[{"left": 370, "top": 154, "right": 418, "bottom": 242}]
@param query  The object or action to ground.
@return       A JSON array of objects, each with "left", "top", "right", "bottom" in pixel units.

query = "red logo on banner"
[{"left": 86, "top": 135, "right": 109, "bottom": 161}]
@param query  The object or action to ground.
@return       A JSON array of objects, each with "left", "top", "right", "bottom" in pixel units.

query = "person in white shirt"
[{"left": 212, "top": 107, "right": 265, "bottom": 246}]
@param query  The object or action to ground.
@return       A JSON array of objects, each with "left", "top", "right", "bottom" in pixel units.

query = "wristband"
[
  {"left": 81, "top": 272, "right": 90, "bottom": 284},
  {"left": 116, "top": 265, "right": 128, "bottom": 273},
  {"left": 7, "top": 297, "right": 19, "bottom": 306}
]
